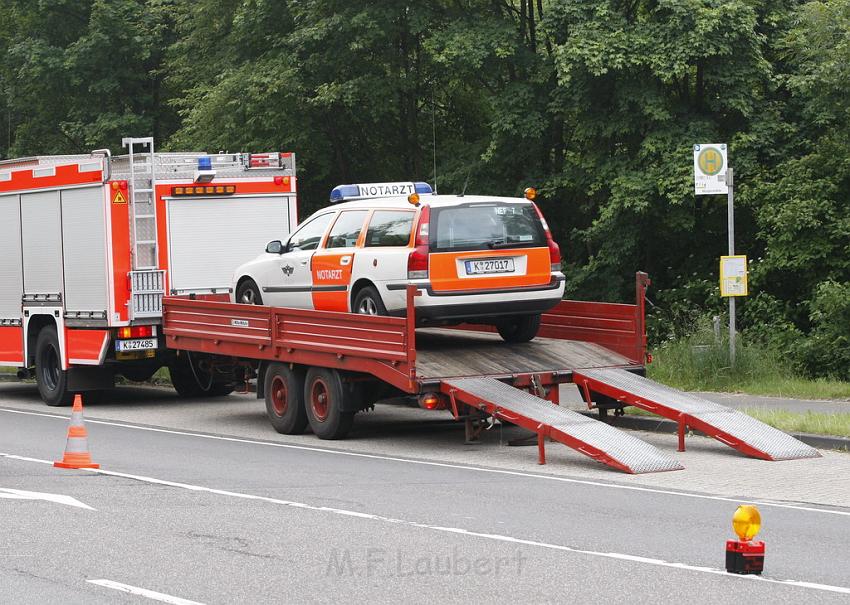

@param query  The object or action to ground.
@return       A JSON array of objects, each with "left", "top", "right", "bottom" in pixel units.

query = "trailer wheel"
[
  {"left": 236, "top": 279, "right": 263, "bottom": 305},
  {"left": 304, "top": 367, "right": 354, "bottom": 439},
  {"left": 496, "top": 314, "right": 541, "bottom": 343},
  {"left": 264, "top": 363, "right": 308, "bottom": 434},
  {"left": 353, "top": 286, "right": 387, "bottom": 316},
  {"left": 35, "top": 325, "right": 74, "bottom": 407}
]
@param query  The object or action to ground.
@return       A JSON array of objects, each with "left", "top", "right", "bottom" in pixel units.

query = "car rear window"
[
  {"left": 364, "top": 210, "right": 415, "bottom": 247},
  {"left": 430, "top": 202, "right": 546, "bottom": 252}
]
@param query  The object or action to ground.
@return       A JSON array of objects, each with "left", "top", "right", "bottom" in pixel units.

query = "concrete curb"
[{"left": 580, "top": 411, "right": 850, "bottom": 452}]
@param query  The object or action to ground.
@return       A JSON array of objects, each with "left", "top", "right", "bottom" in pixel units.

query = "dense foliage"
[{"left": 2, "top": 0, "right": 849, "bottom": 376}]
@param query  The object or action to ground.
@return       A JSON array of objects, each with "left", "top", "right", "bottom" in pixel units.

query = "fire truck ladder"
[
  {"left": 441, "top": 377, "right": 684, "bottom": 474},
  {"left": 122, "top": 136, "right": 159, "bottom": 271},
  {"left": 573, "top": 368, "right": 821, "bottom": 461},
  {"left": 122, "top": 137, "right": 166, "bottom": 319}
]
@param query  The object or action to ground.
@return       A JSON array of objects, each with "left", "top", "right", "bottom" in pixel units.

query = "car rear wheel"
[
  {"left": 353, "top": 286, "right": 387, "bottom": 316},
  {"left": 264, "top": 363, "right": 308, "bottom": 434},
  {"left": 236, "top": 279, "right": 263, "bottom": 305},
  {"left": 496, "top": 314, "right": 541, "bottom": 343}
]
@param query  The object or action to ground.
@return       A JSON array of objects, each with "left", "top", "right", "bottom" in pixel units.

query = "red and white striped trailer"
[{"left": 0, "top": 137, "right": 297, "bottom": 405}]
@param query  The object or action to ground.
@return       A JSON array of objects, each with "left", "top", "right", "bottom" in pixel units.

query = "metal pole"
[{"left": 727, "top": 167, "right": 735, "bottom": 367}]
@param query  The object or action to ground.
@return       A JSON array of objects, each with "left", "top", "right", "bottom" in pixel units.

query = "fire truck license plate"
[
  {"left": 115, "top": 338, "right": 158, "bottom": 352},
  {"left": 465, "top": 258, "right": 515, "bottom": 275}
]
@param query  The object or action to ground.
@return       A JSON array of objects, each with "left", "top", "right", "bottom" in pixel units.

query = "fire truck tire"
[
  {"left": 236, "top": 279, "right": 263, "bottom": 305},
  {"left": 353, "top": 286, "right": 387, "bottom": 316},
  {"left": 35, "top": 326, "right": 74, "bottom": 407},
  {"left": 304, "top": 367, "right": 354, "bottom": 439},
  {"left": 264, "top": 363, "right": 308, "bottom": 434},
  {"left": 496, "top": 314, "right": 541, "bottom": 343},
  {"left": 167, "top": 358, "right": 203, "bottom": 398}
]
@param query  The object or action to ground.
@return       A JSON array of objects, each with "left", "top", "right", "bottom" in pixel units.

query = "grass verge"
[
  {"left": 625, "top": 406, "right": 850, "bottom": 438},
  {"left": 647, "top": 332, "right": 850, "bottom": 400}
]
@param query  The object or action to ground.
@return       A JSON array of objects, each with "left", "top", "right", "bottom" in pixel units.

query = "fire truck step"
[
  {"left": 572, "top": 368, "right": 820, "bottom": 461},
  {"left": 441, "top": 377, "right": 683, "bottom": 474}
]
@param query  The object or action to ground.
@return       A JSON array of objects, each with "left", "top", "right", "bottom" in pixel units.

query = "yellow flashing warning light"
[
  {"left": 408, "top": 193, "right": 420, "bottom": 206},
  {"left": 732, "top": 505, "right": 761, "bottom": 541},
  {"left": 524, "top": 187, "right": 537, "bottom": 201}
]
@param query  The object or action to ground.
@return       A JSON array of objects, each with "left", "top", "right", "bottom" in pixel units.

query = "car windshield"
[{"left": 430, "top": 202, "right": 546, "bottom": 252}]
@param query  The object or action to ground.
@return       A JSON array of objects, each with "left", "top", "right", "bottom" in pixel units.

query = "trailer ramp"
[
  {"left": 441, "top": 377, "right": 683, "bottom": 474},
  {"left": 573, "top": 368, "right": 820, "bottom": 461}
]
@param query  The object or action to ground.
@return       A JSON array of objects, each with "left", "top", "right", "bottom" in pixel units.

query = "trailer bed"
[{"left": 415, "top": 329, "right": 631, "bottom": 380}]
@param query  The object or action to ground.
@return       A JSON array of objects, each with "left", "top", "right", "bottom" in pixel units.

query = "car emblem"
[{"left": 282, "top": 264, "right": 294, "bottom": 276}]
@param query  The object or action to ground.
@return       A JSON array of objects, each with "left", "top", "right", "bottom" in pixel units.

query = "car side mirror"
[{"left": 265, "top": 240, "right": 283, "bottom": 254}]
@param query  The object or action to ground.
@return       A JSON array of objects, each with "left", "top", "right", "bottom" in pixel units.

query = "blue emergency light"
[
  {"left": 198, "top": 156, "right": 212, "bottom": 171},
  {"left": 329, "top": 181, "right": 433, "bottom": 203}
]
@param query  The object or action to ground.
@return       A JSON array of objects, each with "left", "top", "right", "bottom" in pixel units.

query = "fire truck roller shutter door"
[
  {"left": 167, "top": 195, "right": 292, "bottom": 294},
  {"left": 0, "top": 193, "right": 23, "bottom": 320},
  {"left": 61, "top": 186, "right": 109, "bottom": 316},
  {"left": 21, "top": 190, "right": 64, "bottom": 298}
]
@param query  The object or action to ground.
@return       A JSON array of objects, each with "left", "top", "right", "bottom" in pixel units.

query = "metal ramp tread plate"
[
  {"left": 573, "top": 368, "right": 820, "bottom": 461},
  {"left": 442, "top": 377, "right": 683, "bottom": 474}
]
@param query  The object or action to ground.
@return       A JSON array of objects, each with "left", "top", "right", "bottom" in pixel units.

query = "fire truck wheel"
[
  {"left": 236, "top": 279, "right": 263, "bottom": 305},
  {"left": 35, "top": 325, "right": 74, "bottom": 407},
  {"left": 496, "top": 314, "right": 541, "bottom": 343},
  {"left": 264, "top": 363, "right": 308, "bottom": 434},
  {"left": 167, "top": 357, "right": 203, "bottom": 398},
  {"left": 304, "top": 367, "right": 354, "bottom": 439},
  {"left": 353, "top": 286, "right": 387, "bottom": 316}
]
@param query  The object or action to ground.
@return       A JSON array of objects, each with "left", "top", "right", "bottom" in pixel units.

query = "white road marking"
[
  {"left": 4, "top": 452, "right": 850, "bottom": 596},
  {"left": 88, "top": 579, "right": 204, "bottom": 605},
  {"left": 1, "top": 406, "right": 847, "bottom": 518},
  {"left": 0, "top": 488, "right": 95, "bottom": 510}
]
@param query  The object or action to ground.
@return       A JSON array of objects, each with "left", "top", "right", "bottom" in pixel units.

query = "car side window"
[
  {"left": 288, "top": 213, "right": 334, "bottom": 252},
  {"left": 325, "top": 210, "right": 369, "bottom": 249},
  {"left": 364, "top": 210, "right": 415, "bottom": 247}
]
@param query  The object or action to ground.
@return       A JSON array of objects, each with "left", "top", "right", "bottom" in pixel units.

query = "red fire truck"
[{"left": 0, "top": 137, "right": 297, "bottom": 405}]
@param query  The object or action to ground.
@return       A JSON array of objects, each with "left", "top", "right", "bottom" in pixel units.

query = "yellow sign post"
[{"left": 720, "top": 255, "right": 748, "bottom": 297}]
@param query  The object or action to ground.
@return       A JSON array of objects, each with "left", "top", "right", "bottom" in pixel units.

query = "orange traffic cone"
[{"left": 54, "top": 394, "right": 99, "bottom": 469}]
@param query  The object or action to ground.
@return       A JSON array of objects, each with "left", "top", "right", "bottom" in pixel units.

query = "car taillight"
[
  {"left": 117, "top": 326, "right": 153, "bottom": 339},
  {"left": 532, "top": 202, "right": 562, "bottom": 272},
  {"left": 408, "top": 205, "right": 430, "bottom": 280}
]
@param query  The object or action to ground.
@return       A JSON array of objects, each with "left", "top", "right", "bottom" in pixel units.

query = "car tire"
[
  {"left": 168, "top": 357, "right": 203, "bottom": 398},
  {"left": 35, "top": 325, "right": 74, "bottom": 407},
  {"left": 496, "top": 314, "right": 541, "bottom": 343},
  {"left": 353, "top": 286, "right": 387, "bottom": 316},
  {"left": 264, "top": 363, "right": 308, "bottom": 434},
  {"left": 304, "top": 367, "right": 354, "bottom": 439},
  {"left": 236, "top": 279, "right": 263, "bottom": 305}
]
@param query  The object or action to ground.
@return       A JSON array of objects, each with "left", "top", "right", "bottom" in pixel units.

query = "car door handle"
[
  {"left": 300, "top": 260, "right": 308, "bottom": 265},
  {"left": 340, "top": 255, "right": 352, "bottom": 266}
]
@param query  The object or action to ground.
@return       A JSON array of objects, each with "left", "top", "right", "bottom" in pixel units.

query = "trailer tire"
[
  {"left": 264, "top": 363, "right": 308, "bottom": 434},
  {"left": 35, "top": 325, "right": 74, "bottom": 407},
  {"left": 167, "top": 356, "right": 203, "bottom": 398},
  {"left": 353, "top": 286, "right": 387, "bottom": 316},
  {"left": 304, "top": 367, "right": 354, "bottom": 439},
  {"left": 496, "top": 314, "right": 541, "bottom": 343},
  {"left": 236, "top": 279, "right": 263, "bottom": 305}
]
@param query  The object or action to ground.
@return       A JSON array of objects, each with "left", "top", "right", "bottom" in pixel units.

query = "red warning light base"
[{"left": 725, "top": 540, "right": 765, "bottom": 575}]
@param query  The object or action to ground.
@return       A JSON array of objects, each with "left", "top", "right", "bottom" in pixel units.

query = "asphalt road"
[{"left": 1, "top": 384, "right": 849, "bottom": 604}]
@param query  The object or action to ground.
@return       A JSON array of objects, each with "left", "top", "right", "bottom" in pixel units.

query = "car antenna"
[
  {"left": 431, "top": 95, "right": 438, "bottom": 194},
  {"left": 459, "top": 165, "right": 472, "bottom": 197}
]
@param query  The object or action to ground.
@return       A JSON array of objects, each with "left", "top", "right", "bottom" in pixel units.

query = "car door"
[
  {"left": 311, "top": 209, "right": 369, "bottom": 311},
  {"left": 262, "top": 212, "right": 335, "bottom": 308}
]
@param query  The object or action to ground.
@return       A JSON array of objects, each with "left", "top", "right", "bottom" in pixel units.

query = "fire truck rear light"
[
  {"left": 274, "top": 176, "right": 283, "bottom": 185},
  {"left": 117, "top": 326, "right": 153, "bottom": 339}
]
